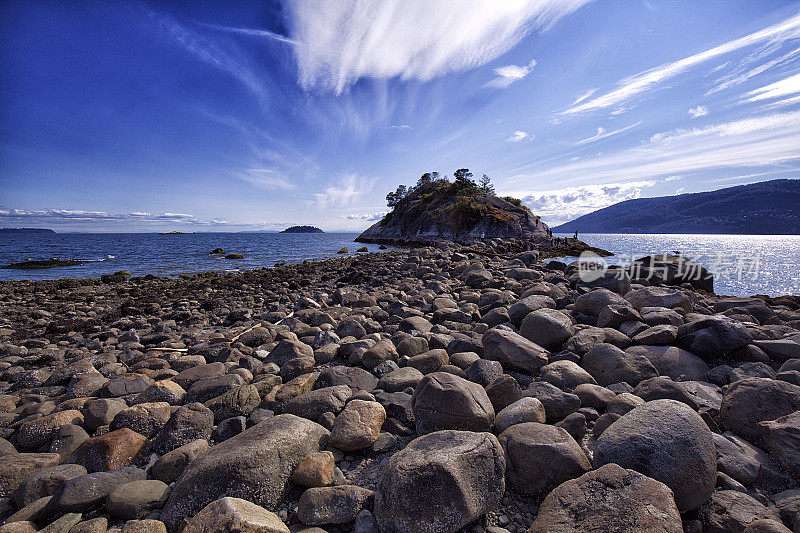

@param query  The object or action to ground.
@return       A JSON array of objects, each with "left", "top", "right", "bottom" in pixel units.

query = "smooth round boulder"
[
  {"left": 528, "top": 463, "right": 682, "bottom": 533},
  {"left": 161, "top": 414, "right": 329, "bottom": 531},
  {"left": 582, "top": 343, "right": 658, "bottom": 387},
  {"left": 540, "top": 360, "right": 597, "bottom": 391},
  {"left": 329, "top": 400, "right": 386, "bottom": 451},
  {"left": 106, "top": 479, "right": 170, "bottom": 520},
  {"left": 594, "top": 399, "right": 716, "bottom": 511},
  {"left": 374, "top": 430, "right": 505, "bottom": 533},
  {"left": 519, "top": 309, "right": 575, "bottom": 351},
  {"left": 494, "top": 397, "right": 547, "bottom": 434},
  {"left": 412, "top": 372, "right": 494, "bottom": 434},
  {"left": 182, "top": 497, "right": 289, "bottom": 533},
  {"left": 499, "top": 422, "right": 591, "bottom": 496}
]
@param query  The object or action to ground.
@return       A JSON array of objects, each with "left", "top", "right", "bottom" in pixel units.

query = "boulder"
[
  {"left": 625, "top": 286, "right": 692, "bottom": 312},
  {"left": 573, "top": 289, "right": 629, "bottom": 317},
  {"left": 42, "top": 467, "right": 146, "bottom": 516},
  {"left": 13, "top": 463, "right": 87, "bottom": 507},
  {"left": 581, "top": 343, "right": 658, "bottom": 387},
  {"left": 759, "top": 411, "right": 800, "bottom": 479},
  {"left": 292, "top": 451, "right": 335, "bottom": 488},
  {"left": 494, "top": 397, "right": 547, "bottom": 433},
  {"left": 377, "top": 367, "right": 423, "bottom": 393},
  {"left": 720, "top": 377, "right": 800, "bottom": 441},
  {"left": 69, "top": 428, "right": 147, "bottom": 473},
  {"left": 678, "top": 316, "right": 753, "bottom": 359},
  {"left": 110, "top": 402, "right": 171, "bottom": 438},
  {"left": 329, "top": 400, "right": 386, "bottom": 451},
  {"left": 374, "top": 430, "right": 505, "bottom": 533},
  {"left": 16, "top": 410, "right": 84, "bottom": 450},
  {"left": 540, "top": 360, "right": 597, "bottom": 391},
  {"left": 628, "top": 254, "right": 713, "bottom": 292},
  {"left": 594, "top": 399, "right": 716, "bottom": 511},
  {"left": 0, "top": 453, "right": 61, "bottom": 498},
  {"left": 625, "top": 345, "right": 708, "bottom": 381},
  {"left": 523, "top": 381, "right": 580, "bottom": 423},
  {"left": 182, "top": 497, "right": 289, "bottom": 533},
  {"left": 297, "top": 485, "right": 374, "bottom": 525},
  {"left": 482, "top": 328, "right": 549, "bottom": 374},
  {"left": 283, "top": 386, "right": 352, "bottom": 420},
  {"left": 150, "top": 403, "right": 215, "bottom": 455},
  {"left": 519, "top": 309, "right": 574, "bottom": 351},
  {"left": 106, "top": 479, "right": 170, "bottom": 520},
  {"left": 161, "top": 414, "right": 329, "bottom": 530},
  {"left": 499, "top": 422, "right": 590, "bottom": 496},
  {"left": 700, "top": 490, "right": 781, "bottom": 533},
  {"left": 412, "top": 372, "right": 494, "bottom": 434},
  {"left": 528, "top": 463, "right": 682, "bottom": 533},
  {"left": 149, "top": 439, "right": 209, "bottom": 484}
]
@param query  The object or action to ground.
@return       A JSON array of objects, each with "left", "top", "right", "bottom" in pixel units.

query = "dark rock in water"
[
  {"left": 2, "top": 259, "right": 85, "bottom": 269},
  {"left": 628, "top": 254, "right": 714, "bottom": 292},
  {"left": 224, "top": 253, "right": 244, "bottom": 259},
  {"left": 337, "top": 248, "right": 348, "bottom": 254},
  {"left": 281, "top": 225, "right": 324, "bottom": 233},
  {"left": 356, "top": 246, "right": 368, "bottom": 252},
  {"left": 209, "top": 248, "right": 226, "bottom": 254}
]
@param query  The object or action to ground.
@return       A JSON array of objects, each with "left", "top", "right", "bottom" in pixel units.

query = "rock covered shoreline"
[{"left": 0, "top": 239, "right": 799, "bottom": 533}]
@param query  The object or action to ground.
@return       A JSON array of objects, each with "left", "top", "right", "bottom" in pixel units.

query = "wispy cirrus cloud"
[
  {"left": 506, "top": 131, "right": 534, "bottom": 142},
  {"left": 688, "top": 106, "right": 708, "bottom": 118},
  {"left": 744, "top": 72, "right": 800, "bottom": 102},
  {"left": 312, "top": 174, "right": 377, "bottom": 209},
  {"left": 195, "top": 22, "right": 297, "bottom": 44},
  {"left": 342, "top": 212, "right": 386, "bottom": 221},
  {"left": 486, "top": 59, "right": 537, "bottom": 88},
  {"left": 282, "top": 0, "right": 590, "bottom": 93},
  {"left": 235, "top": 169, "right": 296, "bottom": 190},
  {"left": 505, "top": 108, "right": 800, "bottom": 189},
  {"left": 564, "top": 12, "right": 800, "bottom": 114},
  {"left": 574, "top": 121, "right": 642, "bottom": 145}
]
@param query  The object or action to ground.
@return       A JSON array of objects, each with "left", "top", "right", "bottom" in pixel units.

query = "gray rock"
[
  {"left": 494, "top": 397, "right": 546, "bottom": 433},
  {"left": 594, "top": 399, "right": 716, "bottom": 511},
  {"left": 297, "top": 485, "right": 374, "bottom": 525},
  {"left": 412, "top": 372, "right": 494, "bottom": 434},
  {"left": 625, "top": 345, "right": 708, "bottom": 381},
  {"left": 700, "top": 490, "right": 781, "bottom": 533},
  {"left": 540, "top": 360, "right": 597, "bottom": 391},
  {"left": 678, "top": 316, "right": 753, "bottom": 359},
  {"left": 528, "top": 463, "right": 682, "bottom": 533},
  {"left": 720, "top": 377, "right": 800, "bottom": 441},
  {"left": 519, "top": 309, "right": 575, "bottom": 351},
  {"left": 150, "top": 403, "right": 214, "bottom": 455},
  {"left": 582, "top": 343, "right": 658, "bottom": 387},
  {"left": 182, "top": 497, "right": 289, "bottom": 533},
  {"left": 106, "top": 479, "right": 170, "bottom": 520},
  {"left": 482, "top": 328, "right": 549, "bottom": 374},
  {"left": 523, "top": 381, "right": 580, "bottom": 423},
  {"left": 499, "top": 422, "right": 590, "bottom": 496},
  {"left": 374, "top": 430, "right": 505, "bottom": 533},
  {"left": 161, "top": 414, "right": 328, "bottom": 530}
]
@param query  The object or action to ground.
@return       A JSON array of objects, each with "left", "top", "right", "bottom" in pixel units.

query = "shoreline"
[{"left": 1, "top": 238, "right": 800, "bottom": 532}]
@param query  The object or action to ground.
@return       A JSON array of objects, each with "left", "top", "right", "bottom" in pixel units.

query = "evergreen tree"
[{"left": 479, "top": 174, "right": 495, "bottom": 195}]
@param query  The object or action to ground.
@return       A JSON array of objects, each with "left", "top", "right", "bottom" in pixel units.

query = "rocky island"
[
  {"left": 357, "top": 170, "right": 610, "bottom": 259},
  {"left": 282, "top": 226, "right": 324, "bottom": 234},
  {"left": 1, "top": 236, "right": 799, "bottom": 533}
]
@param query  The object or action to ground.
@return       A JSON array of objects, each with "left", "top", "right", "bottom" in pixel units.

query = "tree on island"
[
  {"left": 386, "top": 184, "right": 410, "bottom": 207},
  {"left": 453, "top": 168, "right": 475, "bottom": 189},
  {"left": 479, "top": 173, "right": 495, "bottom": 195}
]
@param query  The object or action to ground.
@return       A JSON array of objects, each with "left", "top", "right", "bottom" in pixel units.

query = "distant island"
[
  {"left": 0, "top": 228, "right": 55, "bottom": 234},
  {"left": 552, "top": 178, "right": 800, "bottom": 234},
  {"left": 357, "top": 169, "right": 549, "bottom": 244},
  {"left": 281, "top": 225, "right": 324, "bottom": 233}
]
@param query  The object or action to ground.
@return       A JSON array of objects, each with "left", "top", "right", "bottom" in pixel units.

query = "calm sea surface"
[
  {"left": 0, "top": 232, "right": 798, "bottom": 297},
  {"left": 554, "top": 233, "right": 800, "bottom": 297}
]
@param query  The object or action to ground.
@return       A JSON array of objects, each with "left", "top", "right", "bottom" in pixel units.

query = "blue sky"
[{"left": 1, "top": 0, "right": 800, "bottom": 232}]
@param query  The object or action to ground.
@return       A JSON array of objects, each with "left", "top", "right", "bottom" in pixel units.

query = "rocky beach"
[{"left": 0, "top": 238, "right": 799, "bottom": 533}]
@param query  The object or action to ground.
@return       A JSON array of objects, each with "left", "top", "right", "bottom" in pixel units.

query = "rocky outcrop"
[{"left": 356, "top": 181, "right": 549, "bottom": 244}]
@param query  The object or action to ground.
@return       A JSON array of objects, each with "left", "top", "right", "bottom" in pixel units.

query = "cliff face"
[{"left": 356, "top": 182, "right": 549, "bottom": 244}]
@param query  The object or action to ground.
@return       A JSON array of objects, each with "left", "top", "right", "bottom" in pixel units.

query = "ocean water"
[
  {"left": 0, "top": 232, "right": 798, "bottom": 297},
  {"left": 554, "top": 233, "right": 800, "bottom": 297},
  {"left": 0, "top": 232, "right": 374, "bottom": 282}
]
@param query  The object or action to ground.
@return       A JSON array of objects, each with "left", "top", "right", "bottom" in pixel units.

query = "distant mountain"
[
  {"left": 0, "top": 228, "right": 56, "bottom": 234},
  {"left": 281, "top": 225, "right": 324, "bottom": 233},
  {"left": 551, "top": 179, "right": 800, "bottom": 234}
]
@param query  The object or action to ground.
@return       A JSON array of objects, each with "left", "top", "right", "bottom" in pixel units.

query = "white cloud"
[
  {"left": 506, "top": 131, "right": 533, "bottom": 142},
  {"left": 574, "top": 121, "right": 642, "bottom": 145},
  {"left": 282, "top": 0, "right": 590, "bottom": 93},
  {"left": 196, "top": 22, "right": 298, "bottom": 44},
  {"left": 649, "top": 109, "right": 800, "bottom": 144},
  {"left": 517, "top": 180, "right": 658, "bottom": 226},
  {"left": 572, "top": 88, "right": 598, "bottom": 105},
  {"left": 706, "top": 43, "right": 800, "bottom": 95},
  {"left": 505, "top": 109, "right": 800, "bottom": 188},
  {"left": 744, "top": 72, "right": 800, "bottom": 102},
  {"left": 236, "top": 169, "right": 296, "bottom": 190},
  {"left": 664, "top": 175, "right": 683, "bottom": 182},
  {"left": 676, "top": 187, "right": 686, "bottom": 193},
  {"left": 689, "top": 106, "right": 708, "bottom": 118},
  {"left": 312, "top": 174, "right": 377, "bottom": 209},
  {"left": 564, "top": 12, "right": 800, "bottom": 114},
  {"left": 343, "top": 212, "right": 386, "bottom": 221},
  {"left": 0, "top": 209, "right": 218, "bottom": 225},
  {"left": 486, "top": 59, "right": 537, "bottom": 88}
]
